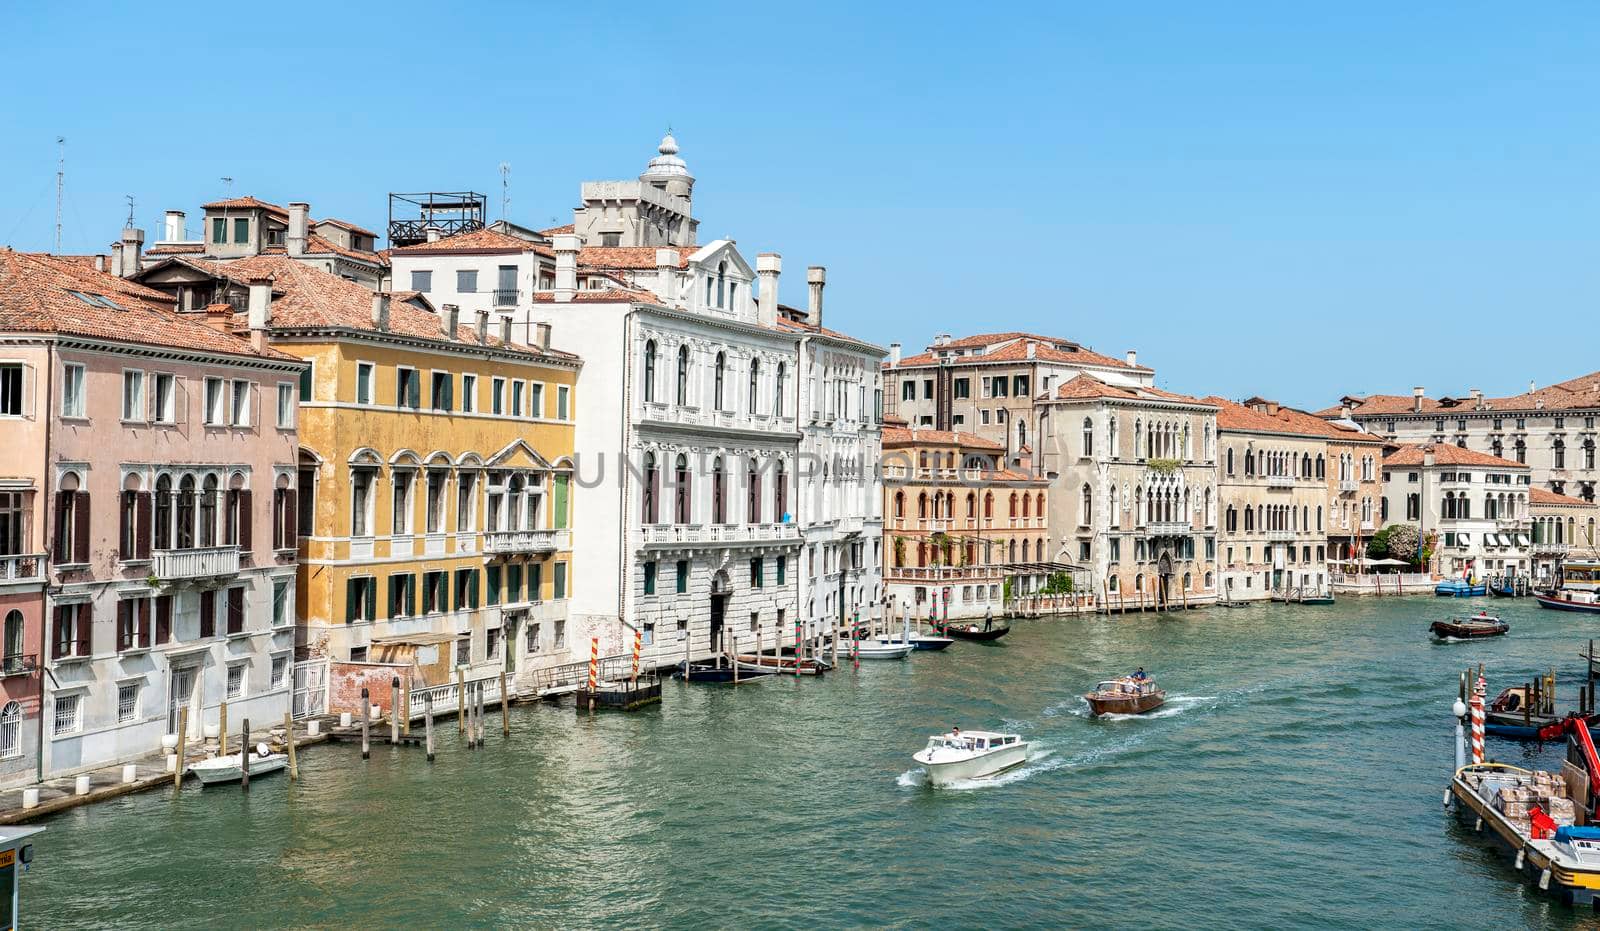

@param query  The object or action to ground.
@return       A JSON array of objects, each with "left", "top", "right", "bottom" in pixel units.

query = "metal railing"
[
  {"left": 0, "top": 554, "right": 44, "bottom": 584},
  {"left": 530, "top": 653, "right": 634, "bottom": 695},
  {"left": 492, "top": 288, "right": 520, "bottom": 306},
  {"left": 152, "top": 545, "right": 240, "bottom": 580},
  {"left": 0, "top": 654, "right": 37, "bottom": 677},
  {"left": 408, "top": 671, "right": 504, "bottom": 718}
]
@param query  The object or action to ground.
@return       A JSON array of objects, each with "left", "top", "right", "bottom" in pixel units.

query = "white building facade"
[{"left": 1381, "top": 444, "right": 1533, "bottom": 579}]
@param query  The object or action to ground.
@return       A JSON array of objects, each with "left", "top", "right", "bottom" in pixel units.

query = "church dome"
[{"left": 642, "top": 132, "right": 692, "bottom": 180}]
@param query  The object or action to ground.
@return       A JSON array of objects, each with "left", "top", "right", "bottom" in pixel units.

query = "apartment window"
[
  {"left": 356, "top": 362, "right": 373, "bottom": 405},
  {"left": 425, "top": 470, "right": 447, "bottom": 533},
  {"left": 351, "top": 468, "right": 375, "bottom": 536},
  {"left": 777, "top": 555, "right": 787, "bottom": 585},
  {"left": 230, "top": 379, "right": 251, "bottom": 426},
  {"left": 461, "top": 374, "right": 477, "bottom": 413},
  {"left": 411, "top": 270, "right": 433, "bottom": 292},
  {"left": 61, "top": 363, "right": 85, "bottom": 417},
  {"left": 388, "top": 573, "right": 416, "bottom": 618},
  {"left": 276, "top": 383, "right": 295, "bottom": 428},
  {"left": 644, "top": 561, "right": 657, "bottom": 596},
  {"left": 981, "top": 410, "right": 991, "bottom": 425},
  {"left": 529, "top": 382, "right": 544, "bottom": 419},
  {"left": 430, "top": 371, "right": 453, "bottom": 411},
  {"left": 53, "top": 693, "right": 81, "bottom": 736},
  {"left": 557, "top": 385, "right": 570, "bottom": 420},
  {"left": 492, "top": 377, "right": 506, "bottom": 415},
  {"left": 676, "top": 559, "right": 689, "bottom": 594},
  {"left": 397, "top": 368, "right": 420, "bottom": 409},
  {"left": 392, "top": 470, "right": 414, "bottom": 534},
  {"left": 507, "top": 563, "right": 525, "bottom": 604},
  {"left": 901, "top": 381, "right": 915, "bottom": 402},
  {"left": 750, "top": 556, "right": 764, "bottom": 588},
  {"left": 211, "top": 218, "right": 226, "bottom": 243},
  {"left": 272, "top": 579, "right": 291, "bottom": 627},
  {"left": 226, "top": 663, "right": 246, "bottom": 700},
  {"left": 122, "top": 369, "right": 145, "bottom": 421},
  {"left": 1557, "top": 417, "right": 1567, "bottom": 429},
  {"left": 456, "top": 471, "right": 477, "bottom": 532},
  {"left": 117, "top": 682, "right": 139, "bottom": 724},
  {"left": 953, "top": 414, "right": 965, "bottom": 426},
  {"left": 1110, "top": 537, "right": 1121, "bottom": 562},
  {"left": 553, "top": 562, "right": 568, "bottom": 599},
  {"left": 454, "top": 568, "right": 479, "bottom": 611},
  {"left": 511, "top": 381, "right": 524, "bottom": 417},
  {"left": 230, "top": 217, "right": 248, "bottom": 244},
  {"left": 923, "top": 379, "right": 934, "bottom": 400},
  {"left": 456, "top": 269, "right": 478, "bottom": 292},
  {"left": 151, "top": 373, "right": 176, "bottom": 423},
  {"left": 1014, "top": 375, "right": 1028, "bottom": 396},
  {"left": 423, "top": 571, "right": 447, "bottom": 614},
  {"left": 455, "top": 636, "right": 470, "bottom": 666},
  {"left": 271, "top": 654, "right": 289, "bottom": 689},
  {"left": 486, "top": 626, "right": 502, "bottom": 661},
  {"left": 953, "top": 378, "right": 970, "bottom": 400}
]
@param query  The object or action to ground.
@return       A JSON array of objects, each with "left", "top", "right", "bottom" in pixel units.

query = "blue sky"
[{"left": 4, "top": 2, "right": 1597, "bottom": 408}]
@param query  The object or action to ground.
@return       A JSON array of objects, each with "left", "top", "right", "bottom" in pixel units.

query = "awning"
[
  {"left": 1458, "top": 533, "right": 1472, "bottom": 546},
  {"left": 1488, "top": 534, "right": 1503, "bottom": 547},
  {"left": 371, "top": 631, "right": 456, "bottom": 645},
  {"left": 1518, "top": 533, "right": 1532, "bottom": 547}
]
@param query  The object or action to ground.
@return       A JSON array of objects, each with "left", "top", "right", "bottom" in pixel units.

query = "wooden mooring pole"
[
  {"left": 500, "top": 669, "right": 511, "bottom": 738},
  {"left": 424, "top": 695, "right": 436, "bottom": 762},
  {"left": 401, "top": 677, "right": 412, "bottom": 737},
  {"left": 219, "top": 700, "right": 228, "bottom": 759},
  {"left": 390, "top": 677, "right": 401, "bottom": 745},
  {"left": 174, "top": 714, "right": 187, "bottom": 789},
  {"left": 284, "top": 711, "right": 298, "bottom": 781},
  {"left": 241, "top": 718, "right": 251, "bottom": 792},
  {"left": 360, "top": 688, "right": 371, "bottom": 760},
  {"left": 457, "top": 667, "right": 467, "bottom": 734}
]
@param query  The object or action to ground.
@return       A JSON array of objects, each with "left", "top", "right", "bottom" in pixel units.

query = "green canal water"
[{"left": 24, "top": 597, "right": 1600, "bottom": 929}]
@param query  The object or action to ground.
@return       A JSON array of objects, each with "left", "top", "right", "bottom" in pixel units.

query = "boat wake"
[{"left": 1057, "top": 694, "right": 1219, "bottom": 722}]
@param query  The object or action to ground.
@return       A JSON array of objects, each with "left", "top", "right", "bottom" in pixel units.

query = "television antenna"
[
  {"left": 54, "top": 137, "right": 65, "bottom": 255},
  {"left": 499, "top": 162, "right": 511, "bottom": 220}
]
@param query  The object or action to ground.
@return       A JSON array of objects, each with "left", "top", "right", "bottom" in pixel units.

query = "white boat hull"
[
  {"left": 851, "top": 642, "right": 913, "bottom": 660},
  {"left": 914, "top": 743, "right": 1029, "bottom": 786},
  {"left": 189, "top": 752, "right": 289, "bottom": 785}
]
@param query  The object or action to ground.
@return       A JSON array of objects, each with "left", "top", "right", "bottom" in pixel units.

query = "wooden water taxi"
[
  {"left": 1084, "top": 675, "right": 1165, "bottom": 716},
  {"left": 1429, "top": 613, "right": 1509, "bottom": 640}
]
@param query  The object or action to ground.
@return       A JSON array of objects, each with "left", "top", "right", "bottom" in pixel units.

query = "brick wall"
[{"left": 328, "top": 662, "right": 412, "bottom": 716}]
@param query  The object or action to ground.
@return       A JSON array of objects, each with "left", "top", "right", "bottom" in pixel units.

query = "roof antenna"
[
  {"left": 54, "top": 136, "right": 65, "bottom": 255},
  {"left": 499, "top": 162, "right": 511, "bottom": 221},
  {"left": 124, "top": 194, "right": 136, "bottom": 228}
]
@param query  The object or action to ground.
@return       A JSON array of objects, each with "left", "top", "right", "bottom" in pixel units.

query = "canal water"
[{"left": 24, "top": 596, "right": 1600, "bottom": 929}]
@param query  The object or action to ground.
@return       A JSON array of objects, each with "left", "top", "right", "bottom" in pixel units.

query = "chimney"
[
  {"left": 889, "top": 342, "right": 902, "bottom": 367},
  {"left": 287, "top": 202, "right": 309, "bottom": 257},
  {"left": 1026, "top": 341, "right": 1036, "bottom": 360},
  {"left": 119, "top": 227, "right": 145, "bottom": 277},
  {"left": 756, "top": 253, "right": 782, "bottom": 328},
  {"left": 203, "top": 303, "right": 234, "bottom": 333},
  {"left": 553, "top": 233, "right": 580, "bottom": 302},
  {"left": 163, "top": 210, "right": 185, "bottom": 242},
  {"left": 499, "top": 316, "right": 513, "bottom": 346},
  {"left": 475, "top": 310, "right": 490, "bottom": 345},
  {"left": 934, "top": 333, "right": 951, "bottom": 347},
  {"left": 1530, "top": 380, "right": 1537, "bottom": 393},
  {"left": 655, "top": 249, "right": 678, "bottom": 304},
  {"left": 806, "top": 266, "right": 826, "bottom": 328},
  {"left": 425, "top": 226, "right": 442, "bottom": 244},
  {"left": 246, "top": 275, "right": 272, "bottom": 350},
  {"left": 1469, "top": 387, "right": 1483, "bottom": 410},
  {"left": 1413, "top": 386, "right": 1425, "bottom": 413},
  {"left": 93, "top": 254, "right": 106, "bottom": 273},
  {"left": 1125, "top": 349, "right": 1138, "bottom": 367},
  {"left": 110, "top": 242, "right": 123, "bottom": 273},
  {"left": 441, "top": 304, "right": 459, "bottom": 340},
  {"left": 1340, "top": 403, "right": 1352, "bottom": 420},
  {"left": 370, "top": 293, "right": 390, "bottom": 331},
  {"left": 534, "top": 322, "right": 552, "bottom": 352}
]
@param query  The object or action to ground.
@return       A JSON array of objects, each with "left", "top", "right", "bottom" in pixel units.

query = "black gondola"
[
  {"left": 671, "top": 662, "right": 773, "bottom": 684},
  {"left": 941, "top": 624, "right": 1011, "bottom": 642}
]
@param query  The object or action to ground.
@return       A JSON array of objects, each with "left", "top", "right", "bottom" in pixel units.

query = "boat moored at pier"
[{"left": 1535, "top": 561, "right": 1600, "bottom": 613}]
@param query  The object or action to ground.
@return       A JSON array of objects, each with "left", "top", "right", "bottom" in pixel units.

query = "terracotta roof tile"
[
  {"left": 531, "top": 288, "right": 661, "bottom": 304},
  {"left": 0, "top": 250, "right": 290, "bottom": 361},
  {"left": 144, "top": 243, "right": 206, "bottom": 256},
  {"left": 1208, "top": 397, "right": 1342, "bottom": 439},
  {"left": 1530, "top": 487, "right": 1595, "bottom": 508},
  {"left": 882, "top": 426, "right": 1004, "bottom": 451},
  {"left": 262, "top": 233, "right": 387, "bottom": 267},
  {"left": 577, "top": 246, "right": 693, "bottom": 270},
  {"left": 390, "top": 226, "right": 551, "bottom": 256},
  {"left": 1382, "top": 443, "right": 1527, "bottom": 469},
  {"left": 892, "top": 334, "right": 1145, "bottom": 372},
  {"left": 316, "top": 218, "right": 379, "bottom": 239},
  {"left": 201, "top": 195, "right": 287, "bottom": 218},
  {"left": 1049, "top": 373, "right": 1212, "bottom": 407},
  {"left": 538, "top": 224, "right": 575, "bottom": 236}
]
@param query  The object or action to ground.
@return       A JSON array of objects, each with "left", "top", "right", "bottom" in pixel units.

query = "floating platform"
[{"left": 574, "top": 674, "right": 662, "bottom": 711}]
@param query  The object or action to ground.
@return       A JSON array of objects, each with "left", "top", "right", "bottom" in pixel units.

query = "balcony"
[
  {"left": 1266, "top": 476, "right": 1295, "bottom": 489},
  {"left": 152, "top": 545, "right": 240, "bottom": 581},
  {"left": 0, "top": 654, "right": 36, "bottom": 677},
  {"left": 890, "top": 566, "right": 1001, "bottom": 582},
  {"left": 1146, "top": 521, "right": 1192, "bottom": 536},
  {"left": 837, "top": 516, "right": 864, "bottom": 536},
  {"left": 492, "top": 288, "right": 520, "bottom": 307},
  {"left": 1266, "top": 530, "right": 1296, "bottom": 542},
  {"left": 640, "top": 523, "right": 799, "bottom": 548},
  {"left": 1338, "top": 479, "right": 1359, "bottom": 493},
  {"left": 0, "top": 554, "right": 44, "bottom": 586},
  {"left": 482, "top": 528, "right": 568, "bottom": 556},
  {"left": 1360, "top": 520, "right": 1376, "bottom": 531},
  {"left": 1535, "top": 541, "right": 1571, "bottom": 554}
]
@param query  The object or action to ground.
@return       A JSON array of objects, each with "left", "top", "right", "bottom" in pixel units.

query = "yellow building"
[{"left": 137, "top": 256, "right": 580, "bottom": 692}]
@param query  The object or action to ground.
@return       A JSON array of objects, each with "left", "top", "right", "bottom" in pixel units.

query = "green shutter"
[
  {"left": 553, "top": 475, "right": 570, "bottom": 529},
  {"left": 212, "top": 218, "right": 226, "bottom": 244},
  {"left": 553, "top": 563, "right": 566, "bottom": 599},
  {"left": 408, "top": 373, "right": 420, "bottom": 409},
  {"left": 470, "top": 570, "right": 480, "bottom": 609},
  {"left": 443, "top": 374, "right": 453, "bottom": 411},
  {"left": 346, "top": 578, "right": 358, "bottom": 622},
  {"left": 299, "top": 362, "right": 313, "bottom": 401},
  {"left": 486, "top": 565, "right": 501, "bottom": 606}
]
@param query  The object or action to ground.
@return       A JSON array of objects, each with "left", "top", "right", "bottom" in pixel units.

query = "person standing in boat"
[
  {"left": 984, "top": 607, "right": 994, "bottom": 632},
  {"left": 1133, "top": 667, "right": 1148, "bottom": 681}
]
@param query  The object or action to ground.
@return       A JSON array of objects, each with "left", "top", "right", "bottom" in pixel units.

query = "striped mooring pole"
[
  {"left": 942, "top": 587, "right": 950, "bottom": 629},
  {"left": 795, "top": 616, "right": 803, "bottom": 670},
  {"left": 631, "top": 628, "right": 642, "bottom": 683},
  {"left": 1470, "top": 673, "right": 1487, "bottom": 764},
  {"left": 588, "top": 636, "right": 599, "bottom": 691},
  {"left": 851, "top": 610, "right": 860, "bottom": 670}
]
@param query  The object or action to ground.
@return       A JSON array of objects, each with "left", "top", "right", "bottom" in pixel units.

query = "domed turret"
[{"left": 641, "top": 131, "right": 694, "bottom": 198}]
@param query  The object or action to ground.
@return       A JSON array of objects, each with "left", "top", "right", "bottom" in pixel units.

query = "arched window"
[
  {"left": 2, "top": 611, "right": 21, "bottom": 665},
  {"left": 643, "top": 340, "right": 657, "bottom": 403},
  {"left": 1586, "top": 440, "right": 1596, "bottom": 471},
  {"left": 746, "top": 461, "right": 761, "bottom": 524},
  {"left": 674, "top": 454, "right": 691, "bottom": 523},
  {"left": 984, "top": 493, "right": 994, "bottom": 519},
  {"left": 676, "top": 344, "right": 690, "bottom": 406},
  {"left": 1018, "top": 419, "right": 1027, "bottom": 450},
  {"left": 1226, "top": 448, "right": 1234, "bottom": 475},
  {"left": 714, "top": 352, "right": 726, "bottom": 410},
  {"left": 1082, "top": 417, "right": 1094, "bottom": 457},
  {"left": 918, "top": 493, "right": 928, "bottom": 519},
  {"left": 966, "top": 492, "right": 976, "bottom": 519},
  {"left": 642, "top": 452, "right": 658, "bottom": 523},
  {"left": 155, "top": 474, "right": 173, "bottom": 550},
  {"left": 1555, "top": 439, "right": 1567, "bottom": 469},
  {"left": 177, "top": 475, "right": 197, "bottom": 549},
  {"left": 1009, "top": 493, "right": 1019, "bottom": 518},
  {"left": 775, "top": 362, "right": 786, "bottom": 417},
  {"left": 1135, "top": 573, "right": 1144, "bottom": 592},
  {"left": 716, "top": 261, "right": 727, "bottom": 308},
  {"left": 1022, "top": 539, "right": 1031, "bottom": 562},
  {"left": 894, "top": 491, "right": 904, "bottom": 519},
  {"left": 1515, "top": 438, "right": 1526, "bottom": 464},
  {"left": 1022, "top": 494, "right": 1031, "bottom": 518},
  {"left": 1081, "top": 483, "right": 1092, "bottom": 525},
  {"left": 774, "top": 460, "right": 788, "bottom": 519},
  {"left": 712, "top": 458, "right": 726, "bottom": 524},
  {"left": 1008, "top": 539, "right": 1017, "bottom": 563},
  {"left": 1135, "top": 419, "right": 1143, "bottom": 457},
  {"left": 749, "top": 358, "right": 761, "bottom": 415},
  {"left": 0, "top": 701, "right": 18, "bottom": 759}
]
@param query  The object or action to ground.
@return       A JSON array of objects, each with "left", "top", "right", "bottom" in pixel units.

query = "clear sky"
[{"left": 4, "top": 2, "right": 1596, "bottom": 409}]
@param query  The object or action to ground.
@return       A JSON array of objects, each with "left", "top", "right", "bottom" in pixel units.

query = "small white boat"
[
  {"left": 189, "top": 747, "right": 288, "bottom": 786},
  {"left": 912, "top": 730, "right": 1029, "bottom": 786},
  {"left": 844, "top": 639, "right": 913, "bottom": 660}
]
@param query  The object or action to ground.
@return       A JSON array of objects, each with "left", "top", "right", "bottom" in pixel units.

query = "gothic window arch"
[
  {"left": 643, "top": 340, "right": 657, "bottom": 403},
  {"left": 676, "top": 344, "right": 690, "bottom": 406}
]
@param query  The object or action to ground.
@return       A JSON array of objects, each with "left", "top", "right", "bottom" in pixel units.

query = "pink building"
[{"left": 0, "top": 249, "right": 303, "bottom": 781}]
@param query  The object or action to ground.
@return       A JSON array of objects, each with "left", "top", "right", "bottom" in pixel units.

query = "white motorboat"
[
  {"left": 841, "top": 639, "right": 912, "bottom": 660},
  {"left": 189, "top": 746, "right": 288, "bottom": 786},
  {"left": 912, "top": 730, "right": 1029, "bottom": 786}
]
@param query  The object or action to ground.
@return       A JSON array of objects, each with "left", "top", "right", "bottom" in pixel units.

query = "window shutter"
[
  {"left": 117, "top": 600, "right": 131, "bottom": 651},
  {"left": 136, "top": 492, "right": 152, "bottom": 560},
  {"left": 52, "top": 491, "right": 68, "bottom": 562},
  {"left": 119, "top": 491, "right": 134, "bottom": 560},
  {"left": 345, "top": 578, "right": 358, "bottom": 623},
  {"left": 138, "top": 597, "right": 152, "bottom": 649},
  {"left": 284, "top": 489, "right": 298, "bottom": 545},
  {"left": 200, "top": 591, "right": 215, "bottom": 638},
  {"left": 227, "top": 587, "right": 244, "bottom": 634},
  {"left": 155, "top": 595, "right": 171, "bottom": 645},
  {"left": 408, "top": 374, "right": 420, "bottom": 409},
  {"left": 51, "top": 606, "right": 66, "bottom": 659},
  {"left": 237, "top": 489, "right": 252, "bottom": 551},
  {"left": 443, "top": 375, "right": 454, "bottom": 411},
  {"left": 76, "top": 605, "right": 91, "bottom": 656},
  {"left": 73, "top": 491, "right": 90, "bottom": 564}
]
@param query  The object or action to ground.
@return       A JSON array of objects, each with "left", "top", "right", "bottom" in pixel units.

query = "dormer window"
[{"left": 601, "top": 232, "right": 621, "bottom": 247}]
